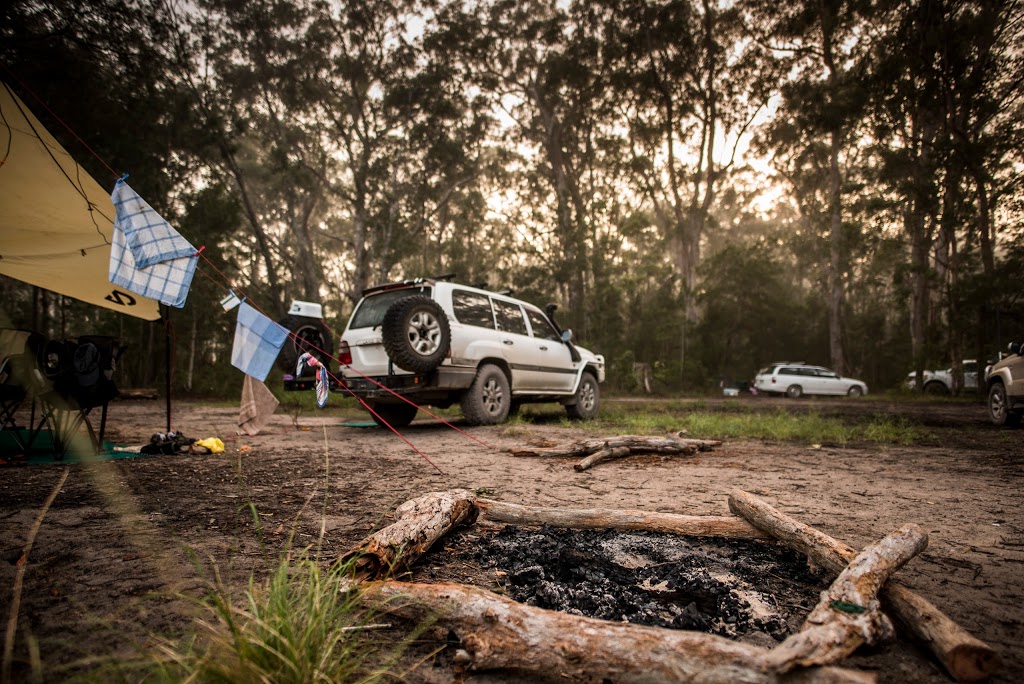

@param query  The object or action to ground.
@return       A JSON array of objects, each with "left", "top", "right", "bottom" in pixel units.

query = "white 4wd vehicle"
[
  {"left": 986, "top": 341, "right": 1024, "bottom": 426},
  {"left": 337, "top": 276, "right": 605, "bottom": 427},
  {"left": 904, "top": 360, "right": 980, "bottom": 394}
]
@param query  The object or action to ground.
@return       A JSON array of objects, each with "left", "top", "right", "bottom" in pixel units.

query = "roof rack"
[{"left": 362, "top": 273, "right": 458, "bottom": 296}]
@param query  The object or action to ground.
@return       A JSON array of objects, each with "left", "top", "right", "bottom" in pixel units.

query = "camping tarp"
[{"left": 0, "top": 81, "right": 160, "bottom": 321}]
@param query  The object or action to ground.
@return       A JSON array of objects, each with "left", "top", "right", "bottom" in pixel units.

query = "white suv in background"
[
  {"left": 337, "top": 276, "right": 605, "bottom": 427},
  {"left": 986, "top": 341, "right": 1023, "bottom": 426},
  {"left": 754, "top": 362, "right": 868, "bottom": 398}
]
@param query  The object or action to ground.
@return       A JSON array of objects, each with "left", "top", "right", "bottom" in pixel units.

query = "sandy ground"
[{"left": 1, "top": 395, "right": 1022, "bottom": 682}]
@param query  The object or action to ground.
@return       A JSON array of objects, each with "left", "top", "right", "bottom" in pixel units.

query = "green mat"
[{"left": 0, "top": 428, "right": 144, "bottom": 465}]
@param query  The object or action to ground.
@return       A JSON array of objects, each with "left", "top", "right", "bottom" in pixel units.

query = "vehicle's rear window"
[
  {"left": 349, "top": 287, "right": 431, "bottom": 329},
  {"left": 452, "top": 290, "right": 495, "bottom": 329}
]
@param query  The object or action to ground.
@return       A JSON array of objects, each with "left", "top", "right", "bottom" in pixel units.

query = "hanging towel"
[
  {"left": 108, "top": 179, "right": 198, "bottom": 308},
  {"left": 231, "top": 301, "right": 288, "bottom": 381},
  {"left": 238, "top": 375, "right": 280, "bottom": 436}
]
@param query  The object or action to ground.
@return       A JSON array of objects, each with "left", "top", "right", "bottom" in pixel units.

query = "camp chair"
[
  {"left": 0, "top": 330, "right": 49, "bottom": 453},
  {"left": 37, "top": 335, "right": 124, "bottom": 457}
]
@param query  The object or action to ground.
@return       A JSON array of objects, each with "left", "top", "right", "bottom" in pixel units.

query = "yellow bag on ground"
[{"left": 193, "top": 437, "right": 225, "bottom": 454}]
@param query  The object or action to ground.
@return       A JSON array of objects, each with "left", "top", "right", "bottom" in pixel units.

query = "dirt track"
[{"left": 1, "top": 395, "right": 1022, "bottom": 682}]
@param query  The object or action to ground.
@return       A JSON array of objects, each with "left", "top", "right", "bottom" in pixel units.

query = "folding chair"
[
  {"left": 40, "top": 335, "right": 124, "bottom": 457},
  {"left": 0, "top": 330, "right": 48, "bottom": 453}
]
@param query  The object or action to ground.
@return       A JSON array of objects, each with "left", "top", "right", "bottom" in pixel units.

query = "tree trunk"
[
  {"left": 475, "top": 499, "right": 767, "bottom": 539},
  {"left": 359, "top": 581, "right": 875, "bottom": 684},
  {"left": 766, "top": 525, "right": 928, "bottom": 672},
  {"left": 727, "top": 489, "right": 999, "bottom": 682}
]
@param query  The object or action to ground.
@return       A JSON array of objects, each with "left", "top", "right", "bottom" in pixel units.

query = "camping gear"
[
  {"left": 0, "top": 82, "right": 160, "bottom": 320},
  {"left": 238, "top": 375, "right": 279, "bottom": 436}
]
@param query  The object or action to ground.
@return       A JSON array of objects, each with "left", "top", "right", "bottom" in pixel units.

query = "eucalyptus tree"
[
  {"left": 429, "top": 0, "right": 623, "bottom": 337},
  {"left": 603, "top": 0, "right": 772, "bottom": 314},
  {"left": 868, "top": 0, "right": 1024, "bottom": 392},
  {"left": 742, "top": 0, "right": 875, "bottom": 376}
]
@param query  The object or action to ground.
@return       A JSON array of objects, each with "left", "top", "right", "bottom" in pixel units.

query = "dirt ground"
[{"left": 1, "top": 395, "right": 1022, "bottom": 683}]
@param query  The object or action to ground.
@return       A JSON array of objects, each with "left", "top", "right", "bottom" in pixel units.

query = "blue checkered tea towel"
[
  {"left": 231, "top": 302, "right": 288, "bottom": 382},
  {"left": 108, "top": 180, "right": 198, "bottom": 308}
]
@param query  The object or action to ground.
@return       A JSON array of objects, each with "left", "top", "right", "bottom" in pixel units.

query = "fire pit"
[
  {"left": 417, "top": 525, "right": 825, "bottom": 644},
  {"left": 342, "top": 487, "right": 998, "bottom": 683}
]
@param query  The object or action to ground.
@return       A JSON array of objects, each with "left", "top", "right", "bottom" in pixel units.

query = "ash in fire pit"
[{"left": 420, "top": 525, "right": 829, "bottom": 646}]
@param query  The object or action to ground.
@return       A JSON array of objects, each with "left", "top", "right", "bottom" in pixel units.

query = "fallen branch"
[
  {"left": 728, "top": 489, "right": 999, "bottom": 682},
  {"left": 574, "top": 445, "right": 631, "bottom": 471},
  {"left": 475, "top": 498, "right": 768, "bottom": 539},
  {"left": 340, "top": 489, "right": 477, "bottom": 580},
  {"left": 360, "top": 581, "right": 875, "bottom": 684},
  {"left": 510, "top": 435, "right": 721, "bottom": 459},
  {"left": 767, "top": 524, "right": 928, "bottom": 672}
]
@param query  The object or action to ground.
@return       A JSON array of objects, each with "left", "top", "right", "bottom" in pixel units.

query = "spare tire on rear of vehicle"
[
  {"left": 276, "top": 315, "right": 334, "bottom": 376},
  {"left": 381, "top": 295, "right": 451, "bottom": 373}
]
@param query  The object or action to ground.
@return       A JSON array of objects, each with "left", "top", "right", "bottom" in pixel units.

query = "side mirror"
[
  {"left": 1010, "top": 341, "right": 1022, "bottom": 356},
  {"left": 561, "top": 329, "right": 573, "bottom": 343}
]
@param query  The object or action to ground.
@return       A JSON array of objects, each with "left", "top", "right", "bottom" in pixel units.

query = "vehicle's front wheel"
[
  {"left": 461, "top": 364, "right": 510, "bottom": 425},
  {"left": 785, "top": 384, "right": 803, "bottom": 399},
  {"left": 370, "top": 402, "right": 418, "bottom": 428},
  {"left": 924, "top": 381, "right": 949, "bottom": 396},
  {"left": 566, "top": 371, "right": 600, "bottom": 420},
  {"left": 847, "top": 385, "right": 863, "bottom": 398},
  {"left": 988, "top": 382, "right": 1021, "bottom": 426},
  {"left": 382, "top": 295, "right": 451, "bottom": 373}
]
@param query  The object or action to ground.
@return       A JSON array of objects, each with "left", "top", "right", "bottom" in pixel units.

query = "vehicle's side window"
[
  {"left": 525, "top": 308, "right": 561, "bottom": 341},
  {"left": 452, "top": 290, "right": 495, "bottom": 329},
  {"left": 779, "top": 367, "right": 798, "bottom": 376},
  {"left": 493, "top": 300, "right": 529, "bottom": 336}
]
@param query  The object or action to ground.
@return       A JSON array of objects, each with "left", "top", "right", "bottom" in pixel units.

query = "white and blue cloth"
[
  {"left": 108, "top": 179, "right": 198, "bottom": 308},
  {"left": 232, "top": 302, "right": 288, "bottom": 382}
]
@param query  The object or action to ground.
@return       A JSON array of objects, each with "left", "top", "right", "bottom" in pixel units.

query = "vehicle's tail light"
[{"left": 338, "top": 340, "right": 352, "bottom": 366}]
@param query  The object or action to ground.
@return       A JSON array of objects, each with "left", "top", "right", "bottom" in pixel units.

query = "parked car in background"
[
  {"left": 904, "top": 360, "right": 980, "bottom": 394},
  {"left": 753, "top": 363, "right": 868, "bottom": 398},
  {"left": 985, "top": 342, "right": 1024, "bottom": 426},
  {"left": 337, "top": 275, "right": 605, "bottom": 427}
]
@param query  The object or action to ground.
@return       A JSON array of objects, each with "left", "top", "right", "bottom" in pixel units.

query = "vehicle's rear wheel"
[
  {"left": 370, "top": 402, "right": 418, "bottom": 428},
  {"left": 924, "top": 381, "right": 949, "bottom": 395},
  {"left": 461, "top": 364, "right": 510, "bottom": 425},
  {"left": 785, "top": 384, "right": 803, "bottom": 399},
  {"left": 847, "top": 385, "right": 863, "bottom": 398},
  {"left": 988, "top": 382, "right": 1020, "bottom": 426},
  {"left": 566, "top": 371, "right": 600, "bottom": 420},
  {"left": 381, "top": 296, "right": 451, "bottom": 373}
]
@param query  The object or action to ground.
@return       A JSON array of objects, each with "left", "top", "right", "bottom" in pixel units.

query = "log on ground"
[
  {"left": 728, "top": 489, "right": 999, "bottom": 682},
  {"left": 359, "top": 581, "right": 875, "bottom": 684},
  {"left": 475, "top": 498, "right": 768, "bottom": 539},
  {"left": 510, "top": 435, "right": 721, "bottom": 459},
  {"left": 340, "top": 489, "right": 478, "bottom": 580},
  {"left": 767, "top": 524, "right": 928, "bottom": 672}
]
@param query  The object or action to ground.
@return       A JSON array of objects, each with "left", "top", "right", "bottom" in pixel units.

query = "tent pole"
[{"left": 163, "top": 305, "right": 172, "bottom": 431}]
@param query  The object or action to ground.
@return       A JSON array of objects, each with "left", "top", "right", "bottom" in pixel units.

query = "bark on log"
[
  {"left": 510, "top": 435, "right": 721, "bottom": 459},
  {"left": 767, "top": 524, "right": 928, "bottom": 672},
  {"left": 574, "top": 446, "right": 631, "bottom": 471},
  {"left": 475, "top": 498, "right": 769, "bottom": 539},
  {"left": 360, "top": 581, "right": 875, "bottom": 684},
  {"left": 728, "top": 489, "right": 999, "bottom": 682},
  {"left": 340, "top": 489, "right": 477, "bottom": 580}
]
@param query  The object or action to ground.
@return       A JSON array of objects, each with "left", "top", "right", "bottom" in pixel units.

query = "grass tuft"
[{"left": 145, "top": 553, "right": 407, "bottom": 684}]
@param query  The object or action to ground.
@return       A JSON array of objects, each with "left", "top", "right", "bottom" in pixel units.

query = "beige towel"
[{"left": 238, "top": 375, "right": 279, "bottom": 436}]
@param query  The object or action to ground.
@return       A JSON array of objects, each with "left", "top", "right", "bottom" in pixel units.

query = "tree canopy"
[{"left": 2, "top": 0, "right": 1021, "bottom": 395}]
